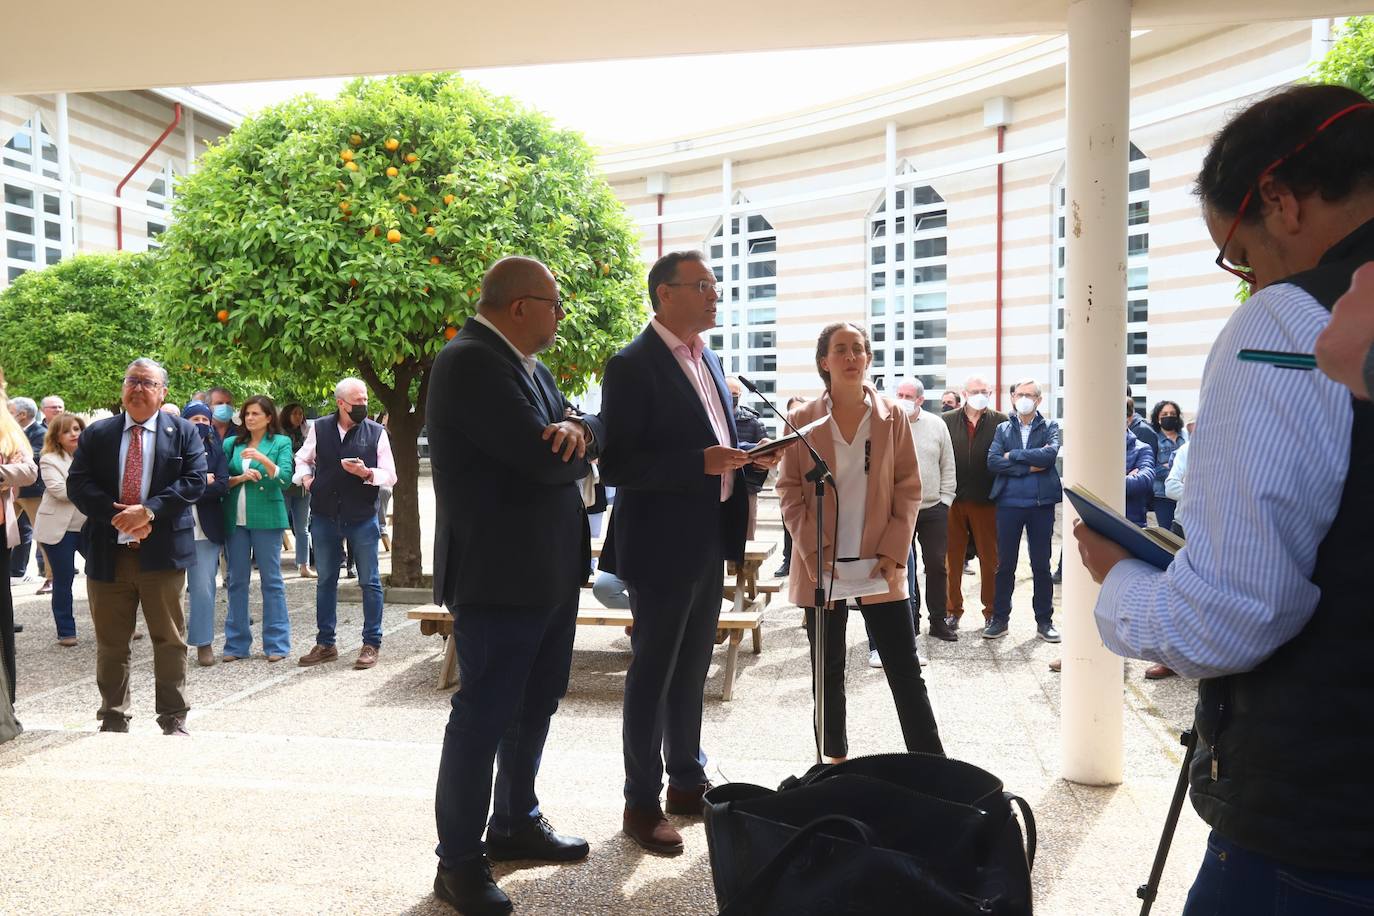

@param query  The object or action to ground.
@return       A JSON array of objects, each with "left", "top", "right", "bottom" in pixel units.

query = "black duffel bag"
[{"left": 703, "top": 753, "right": 1036, "bottom": 916}]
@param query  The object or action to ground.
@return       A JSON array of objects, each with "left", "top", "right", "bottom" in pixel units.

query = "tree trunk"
[{"left": 381, "top": 401, "right": 425, "bottom": 588}]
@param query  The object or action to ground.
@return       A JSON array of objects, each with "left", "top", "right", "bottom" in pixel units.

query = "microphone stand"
[{"left": 738, "top": 375, "right": 833, "bottom": 765}]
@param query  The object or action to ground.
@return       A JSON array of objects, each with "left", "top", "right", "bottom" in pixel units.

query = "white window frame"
[
  {"left": 1, "top": 113, "right": 70, "bottom": 287},
  {"left": 706, "top": 198, "right": 779, "bottom": 435},
  {"left": 866, "top": 164, "right": 949, "bottom": 394}
]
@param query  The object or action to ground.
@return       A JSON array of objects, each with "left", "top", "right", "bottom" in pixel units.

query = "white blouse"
[{"left": 825, "top": 392, "right": 873, "bottom": 560}]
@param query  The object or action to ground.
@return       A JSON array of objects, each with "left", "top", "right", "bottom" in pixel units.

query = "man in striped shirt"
[{"left": 1074, "top": 84, "right": 1374, "bottom": 911}]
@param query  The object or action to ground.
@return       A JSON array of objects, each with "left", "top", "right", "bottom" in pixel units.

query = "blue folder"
[{"left": 1064, "top": 485, "right": 1182, "bottom": 572}]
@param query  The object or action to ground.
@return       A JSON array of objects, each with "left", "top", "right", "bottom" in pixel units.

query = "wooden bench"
[{"left": 408, "top": 595, "right": 765, "bottom": 700}]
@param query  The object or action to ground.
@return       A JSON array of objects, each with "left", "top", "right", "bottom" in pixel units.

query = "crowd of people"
[{"left": 3, "top": 82, "right": 1374, "bottom": 914}]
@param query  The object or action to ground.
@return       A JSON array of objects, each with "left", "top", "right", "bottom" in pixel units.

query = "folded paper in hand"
[
  {"left": 822, "top": 558, "right": 890, "bottom": 601},
  {"left": 745, "top": 415, "right": 829, "bottom": 459},
  {"left": 1064, "top": 484, "right": 1184, "bottom": 571}
]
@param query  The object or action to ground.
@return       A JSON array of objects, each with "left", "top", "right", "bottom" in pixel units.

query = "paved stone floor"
[{"left": 1, "top": 489, "right": 1207, "bottom": 915}]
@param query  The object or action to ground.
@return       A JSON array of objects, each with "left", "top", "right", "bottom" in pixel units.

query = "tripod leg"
[{"left": 1137, "top": 727, "right": 1199, "bottom": 916}]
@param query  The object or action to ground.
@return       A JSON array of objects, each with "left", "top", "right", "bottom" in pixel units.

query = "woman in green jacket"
[{"left": 222, "top": 396, "right": 294, "bottom": 662}]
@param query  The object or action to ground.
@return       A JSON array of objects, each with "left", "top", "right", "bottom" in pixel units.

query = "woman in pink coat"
[{"left": 777, "top": 322, "right": 944, "bottom": 763}]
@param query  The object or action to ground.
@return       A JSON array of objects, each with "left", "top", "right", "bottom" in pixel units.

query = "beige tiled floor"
[{"left": 2, "top": 490, "right": 1206, "bottom": 915}]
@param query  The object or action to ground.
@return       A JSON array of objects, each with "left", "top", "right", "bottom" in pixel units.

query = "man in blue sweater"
[{"left": 985, "top": 378, "right": 1062, "bottom": 642}]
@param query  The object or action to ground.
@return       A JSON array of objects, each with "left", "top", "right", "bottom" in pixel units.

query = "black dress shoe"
[
  {"left": 12, "top": 623, "right": 22, "bottom": 633},
  {"left": 486, "top": 815, "right": 589, "bottom": 862},
  {"left": 160, "top": 717, "right": 190, "bottom": 736},
  {"left": 434, "top": 858, "right": 512, "bottom": 915},
  {"left": 927, "top": 618, "right": 959, "bottom": 642},
  {"left": 98, "top": 717, "right": 130, "bottom": 733}
]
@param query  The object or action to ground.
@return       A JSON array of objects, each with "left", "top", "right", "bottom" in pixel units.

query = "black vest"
[
  {"left": 1189, "top": 217, "right": 1374, "bottom": 874},
  {"left": 309, "top": 414, "right": 383, "bottom": 525}
]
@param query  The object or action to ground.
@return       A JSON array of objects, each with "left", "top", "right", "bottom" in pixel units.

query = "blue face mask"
[{"left": 212, "top": 404, "right": 234, "bottom": 423}]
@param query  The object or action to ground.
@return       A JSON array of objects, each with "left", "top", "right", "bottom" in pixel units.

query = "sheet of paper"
[{"left": 822, "top": 558, "right": 890, "bottom": 601}]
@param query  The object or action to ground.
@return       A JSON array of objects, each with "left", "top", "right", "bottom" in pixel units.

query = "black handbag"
[{"left": 703, "top": 753, "right": 1036, "bottom": 916}]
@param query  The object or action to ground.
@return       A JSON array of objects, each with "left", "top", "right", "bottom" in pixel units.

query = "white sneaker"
[
  {"left": 868, "top": 649, "right": 883, "bottom": 669},
  {"left": 917, "top": 645, "right": 929, "bottom": 667}
]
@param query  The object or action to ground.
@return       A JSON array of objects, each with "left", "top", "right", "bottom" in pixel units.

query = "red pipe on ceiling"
[{"left": 116, "top": 102, "right": 181, "bottom": 251}]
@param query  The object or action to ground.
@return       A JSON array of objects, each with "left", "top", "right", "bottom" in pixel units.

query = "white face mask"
[
  {"left": 1014, "top": 396, "right": 1036, "bottom": 416},
  {"left": 966, "top": 393, "right": 990, "bottom": 411},
  {"left": 895, "top": 399, "right": 916, "bottom": 416}
]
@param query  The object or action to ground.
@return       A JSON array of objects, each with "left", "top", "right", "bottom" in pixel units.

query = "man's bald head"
[
  {"left": 478, "top": 256, "right": 555, "bottom": 314},
  {"left": 726, "top": 377, "right": 742, "bottom": 398}
]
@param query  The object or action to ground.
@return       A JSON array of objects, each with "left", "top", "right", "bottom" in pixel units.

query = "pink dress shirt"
[{"left": 649, "top": 317, "right": 734, "bottom": 502}]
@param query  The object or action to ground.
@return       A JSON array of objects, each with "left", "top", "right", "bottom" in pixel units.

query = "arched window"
[
  {"left": 1, "top": 114, "right": 69, "bottom": 286},
  {"left": 1053, "top": 143, "right": 1150, "bottom": 417},
  {"left": 145, "top": 162, "right": 177, "bottom": 250},
  {"left": 867, "top": 164, "right": 948, "bottom": 394},
  {"left": 705, "top": 197, "right": 779, "bottom": 434}
]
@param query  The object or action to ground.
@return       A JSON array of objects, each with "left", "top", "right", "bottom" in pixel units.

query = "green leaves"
[{"left": 1312, "top": 17, "right": 1374, "bottom": 99}]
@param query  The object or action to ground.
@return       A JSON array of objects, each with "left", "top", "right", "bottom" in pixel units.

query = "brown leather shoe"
[
  {"left": 665, "top": 782, "right": 713, "bottom": 817},
  {"left": 354, "top": 645, "right": 379, "bottom": 670},
  {"left": 57, "top": 637, "right": 78, "bottom": 648},
  {"left": 1145, "top": 663, "right": 1177, "bottom": 680},
  {"left": 298, "top": 644, "right": 339, "bottom": 667},
  {"left": 196, "top": 645, "right": 216, "bottom": 667},
  {"left": 1049, "top": 658, "right": 1062, "bottom": 673},
  {"left": 623, "top": 805, "right": 684, "bottom": 855},
  {"left": 160, "top": 717, "right": 190, "bottom": 736}
]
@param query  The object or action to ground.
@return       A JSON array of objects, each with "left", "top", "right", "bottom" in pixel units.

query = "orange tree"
[{"left": 156, "top": 73, "right": 646, "bottom": 586}]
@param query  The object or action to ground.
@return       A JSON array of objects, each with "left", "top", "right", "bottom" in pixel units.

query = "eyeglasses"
[
  {"left": 1214, "top": 102, "right": 1374, "bottom": 286},
  {"left": 521, "top": 294, "right": 565, "bottom": 312},
  {"left": 123, "top": 377, "right": 164, "bottom": 390},
  {"left": 665, "top": 280, "right": 722, "bottom": 297}
]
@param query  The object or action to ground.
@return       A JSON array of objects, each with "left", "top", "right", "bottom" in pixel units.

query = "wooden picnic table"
[{"left": 410, "top": 538, "right": 779, "bottom": 700}]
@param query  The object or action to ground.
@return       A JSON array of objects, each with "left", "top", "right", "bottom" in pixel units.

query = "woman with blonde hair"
[
  {"left": 0, "top": 378, "right": 39, "bottom": 702},
  {"left": 777, "top": 322, "right": 943, "bottom": 762},
  {"left": 34, "top": 413, "right": 87, "bottom": 646}
]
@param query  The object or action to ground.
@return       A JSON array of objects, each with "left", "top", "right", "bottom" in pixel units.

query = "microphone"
[{"left": 737, "top": 375, "right": 832, "bottom": 484}]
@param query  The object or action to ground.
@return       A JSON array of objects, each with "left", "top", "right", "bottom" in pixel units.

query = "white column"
[
  {"left": 885, "top": 122, "right": 898, "bottom": 383},
  {"left": 721, "top": 158, "right": 733, "bottom": 368},
  {"left": 55, "top": 92, "right": 74, "bottom": 258},
  {"left": 1061, "top": 0, "right": 1130, "bottom": 786},
  {"left": 183, "top": 109, "right": 197, "bottom": 174}
]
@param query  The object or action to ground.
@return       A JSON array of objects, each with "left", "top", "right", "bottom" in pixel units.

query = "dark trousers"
[
  {"left": 434, "top": 595, "right": 578, "bottom": 866},
  {"left": 622, "top": 556, "right": 725, "bottom": 809},
  {"left": 806, "top": 599, "right": 944, "bottom": 760},
  {"left": 992, "top": 504, "right": 1056, "bottom": 626},
  {"left": 866, "top": 502, "right": 949, "bottom": 649},
  {"left": 8, "top": 509, "right": 31, "bottom": 578},
  {"left": 780, "top": 528, "right": 793, "bottom": 571},
  {"left": 1154, "top": 496, "right": 1178, "bottom": 533},
  {"left": 1183, "top": 830, "right": 1374, "bottom": 915},
  {"left": 1, "top": 533, "right": 13, "bottom": 701}
]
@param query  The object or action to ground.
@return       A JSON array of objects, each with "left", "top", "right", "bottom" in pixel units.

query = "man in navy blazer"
[
  {"left": 427, "top": 256, "right": 605, "bottom": 916},
  {"left": 599, "top": 250, "right": 775, "bottom": 855},
  {"left": 67, "top": 358, "right": 206, "bottom": 736}
]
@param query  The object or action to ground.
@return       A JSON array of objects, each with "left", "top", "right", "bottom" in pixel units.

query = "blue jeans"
[
  {"left": 592, "top": 570, "right": 629, "bottom": 609},
  {"left": 43, "top": 530, "right": 84, "bottom": 639},
  {"left": 992, "top": 504, "right": 1056, "bottom": 626},
  {"left": 622, "top": 557, "right": 724, "bottom": 809},
  {"left": 186, "top": 537, "right": 222, "bottom": 648},
  {"left": 1183, "top": 831, "right": 1374, "bottom": 915},
  {"left": 286, "top": 491, "right": 311, "bottom": 567},
  {"left": 224, "top": 526, "right": 292, "bottom": 657},
  {"left": 310, "top": 514, "right": 383, "bottom": 648},
  {"left": 1154, "top": 496, "right": 1177, "bottom": 534},
  {"left": 434, "top": 595, "right": 578, "bottom": 865}
]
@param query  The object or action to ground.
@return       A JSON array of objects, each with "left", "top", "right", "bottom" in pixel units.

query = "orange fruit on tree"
[
  {"left": 349, "top": 278, "right": 359, "bottom": 287},
  {"left": 444, "top": 326, "right": 458, "bottom": 340},
  {"left": 424, "top": 226, "right": 436, "bottom": 235},
  {"left": 429, "top": 256, "right": 441, "bottom": 265},
  {"left": 387, "top": 228, "right": 402, "bottom": 243},
  {"left": 423, "top": 286, "right": 430, "bottom": 294},
  {"left": 408, "top": 204, "right": 417, "bottom": 214},
  {"left": 398, "top": 192, "right": 410, "bottom": 202},
  {"left": 345, "top": 161, "right": 359, "bottom": 172},
  {"left": 349, "top": 134, "right": 363, "bottom": 146},
  {"left": 404, "top": 153, "right": 418, "bottom": 164},
  {"left": 386, "top": 166, "right": 398, "bottom": 178},
  {"left": 216, "top": 309, "right": 230, "bottom": 323},
  {"left": 339, "top": 201, "right": 351, "bottom": 212},
  {"left": 340, "top": 149, "right": 354, "bottom": 162},
  {"left": 384, "top": 138, "right": 400, "bottom": 151},
  {"left": 443, "top": 194, "right": 455, "bottom": 206}
]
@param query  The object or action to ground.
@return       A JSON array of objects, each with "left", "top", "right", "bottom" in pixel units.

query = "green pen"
[{"left": 1237, "top": 349, "right": 1317, "bottom": 371}]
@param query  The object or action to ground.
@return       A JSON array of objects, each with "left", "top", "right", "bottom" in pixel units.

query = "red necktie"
[{"left": 121, "top": 426, "right": 143, "bottom": 505}]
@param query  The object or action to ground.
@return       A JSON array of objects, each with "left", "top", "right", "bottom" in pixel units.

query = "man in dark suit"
[
  {"left": 67, "top": 358, "right": 206, "bottom": 736},
  {"left": 8, "top": 396, "right": 46, "bottom": 586},
  {"left": 599, "top": 250, "right": 775, "bottom": 855},
  {"left": 427, "top": 256, "right": 605, "bottom": 916}
]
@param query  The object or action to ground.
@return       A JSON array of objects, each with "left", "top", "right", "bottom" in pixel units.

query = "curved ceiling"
[{"left": 1, "top": 0, "right": 1363, "bottom": 95}]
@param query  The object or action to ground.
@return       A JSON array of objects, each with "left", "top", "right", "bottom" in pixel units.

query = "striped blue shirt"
[{"left": 1094, "top": 281, "right": 1353, "bottom": 678}]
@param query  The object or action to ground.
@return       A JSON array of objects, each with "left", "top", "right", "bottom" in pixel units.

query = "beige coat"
[
  {"left": 35, "top": 451, "right": 85, "bottom": 545},
  {"left": 777, "top": 383, "right": 921, "bottom": 608},
  {"left": 0, "top": 453, "right": 38, "bottom": 547}
]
